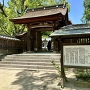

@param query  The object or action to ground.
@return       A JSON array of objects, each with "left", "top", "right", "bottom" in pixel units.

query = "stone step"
[
  {"left": 5, "top": 56, "right": 60, "bottom": 60},
  {"left": 6, "top": 53, "right": 60, "bottom": 56},
  {"left": 0, "top": 64, "right": 58, "bottom": 71},
  {"left": 1, "top": 59, "right": 60, "bottom": 64},
  {"left": 0, "top": 61, "right": 60, "bottom": 66},
  {"left": 2, "top": 58, "right": 60, "bottom": 61},
  {"left": 5, "top": 54, "right": 60, "bottom": 58},
  {"left": 1, "top": 59, "right": 60, "bottom": 63},
  {"left": 0, "top": 53, "right": 61, "bottom": 71},
  {"left": 2, "top": 58, "right": 60, "bottom": 62},
  {"left": 4, "top": 57, "right": 60, "bottom": 61}
]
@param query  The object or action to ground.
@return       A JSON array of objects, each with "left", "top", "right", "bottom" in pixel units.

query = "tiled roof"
[
  {"left": 11, "top": 4, "right": 67, "bottom": 20},
  {"left": 50, "top": 24, "right": 90, "bottom": 37},
  {"left": 0, "top": 34, "right": 20, "bottom": 41}
]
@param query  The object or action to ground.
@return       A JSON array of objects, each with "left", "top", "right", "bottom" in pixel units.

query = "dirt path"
[{"left": 0, "top": 68, "right": 90, "bottom": 90}]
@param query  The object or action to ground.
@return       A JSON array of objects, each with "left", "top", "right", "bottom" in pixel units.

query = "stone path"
[{"left": 0, "top": 68, "right": 90, "bottom": 90}]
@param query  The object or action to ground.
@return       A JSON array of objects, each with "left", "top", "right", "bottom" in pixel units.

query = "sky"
[
  {"left": 68, "top": 0, "right": 84, "bottom": 24},
  {"left": 0, "top": 0, "right": 84, "bottom": 24}
]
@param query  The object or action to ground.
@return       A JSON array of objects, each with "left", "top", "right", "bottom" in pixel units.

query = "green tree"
[
  {"left": 0, "top": 0, "right": 27, "bottom": 36},
  {"left": 81, "top": 0, "right": 90, "bottom": 23},
  {"left": 0, "top": 0, "right": 70, "bottom": 36}
]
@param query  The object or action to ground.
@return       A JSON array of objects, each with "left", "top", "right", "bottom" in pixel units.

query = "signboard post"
[
  {"left": 60, "top": 40, "right": 67, "bottom": 88},
  {"left": 61, "top": 41, "right": 64, "bottom": 88}
]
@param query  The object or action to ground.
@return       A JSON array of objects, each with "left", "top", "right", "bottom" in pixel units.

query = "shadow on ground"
[
  {"left": 12, "top": 70, "right": 60, "bottom": 90},
  {"left": 12, "top": 70, "right": 90, "bottom": 90}
]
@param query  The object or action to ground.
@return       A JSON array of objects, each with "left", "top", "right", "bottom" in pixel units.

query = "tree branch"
[{"left": 0, "top": 3, "right": 7, "bottom": 17}]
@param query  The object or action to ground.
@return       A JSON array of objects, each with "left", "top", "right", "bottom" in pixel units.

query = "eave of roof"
[
  {"left": 50, "top": 24, "right": 90, "bottom": 37},
  {"left": 10, "top": 14, "right": 63, "bottom": 24},
  {"left": 0, "top": 34, "right": 20, "bottom": 41}
]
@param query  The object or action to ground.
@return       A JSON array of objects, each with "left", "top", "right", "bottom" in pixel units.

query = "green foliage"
[
  {"left": 81, "top": 0, "right": 90, "bottom": 23},
  {"left": 42, "top": 31, "right": 52, "bottom": 38},
  {"left": 75, "top": 69, "right": 90, "bottom": 82},
  {"left": 76, "top": 72, "right": 90, "bottom": 82},
  {"left": 0, "top": 0, "right": 70, "bottom": 36}
]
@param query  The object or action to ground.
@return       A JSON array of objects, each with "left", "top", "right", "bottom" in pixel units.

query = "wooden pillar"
[
  {"left": 30, "top": 31, "right": 36, "bottom": 51},
  {"left": 35, "top": 31, "right": 42, "bottom": 51},
  {"left": 38, "top": 31, "right": 42, "bottom": 51},
  {"left": 53, "top": 38, "right": 56, "bottom": 52},
  {"left": 53, "top": 38, "right": 58, "bottom": 52},
  {"left": 27, "top": 24, "right": 31, "bottom": 52},
  {"left": 52, "top": 21, "right": 58, "bottom": 52},
  {"left": 58, "top": 39, "right": 61, "bottom": 52},
  {"left": 34, "top": 31, "right": 37, "bottom": 51},
  {"left": 22, "top": 38, "right": 26, "bottom": 52}
]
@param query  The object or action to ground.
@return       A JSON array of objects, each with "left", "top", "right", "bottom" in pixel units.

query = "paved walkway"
[{"left": 0, "top": 68, "right": 90, "bottom": 90}]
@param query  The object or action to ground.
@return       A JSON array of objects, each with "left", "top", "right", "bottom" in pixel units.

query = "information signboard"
[{"left": 63, "top": 45, "right": 90, "bottom": 67}]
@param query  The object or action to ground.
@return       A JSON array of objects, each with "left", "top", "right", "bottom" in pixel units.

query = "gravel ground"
[{"left": 0, "top": 68, "right": 90, "bottom": 90}]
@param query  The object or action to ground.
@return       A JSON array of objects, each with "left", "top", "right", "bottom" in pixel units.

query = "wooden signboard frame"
[{"left": 63, "top": 44, "right": 90, "bottom": 68}]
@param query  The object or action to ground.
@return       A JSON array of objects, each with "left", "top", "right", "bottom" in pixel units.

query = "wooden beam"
[{"left": 10, "top": 14, "right": 62, "bottom": 24}]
